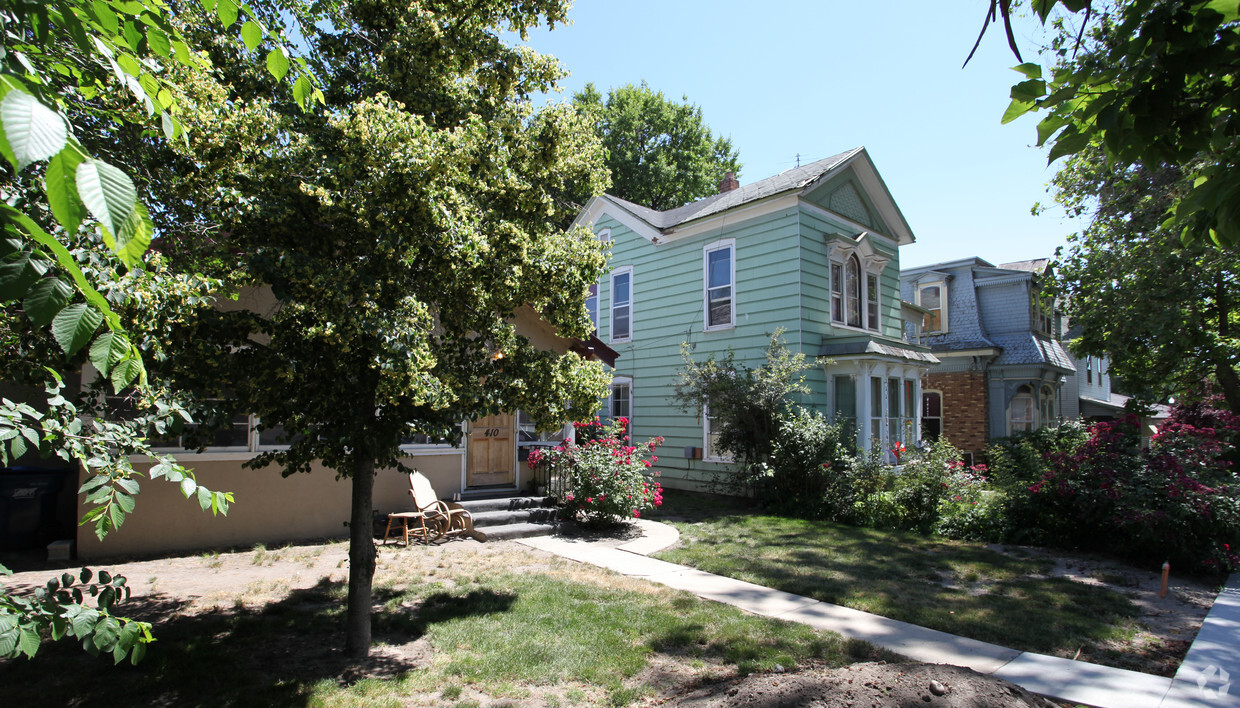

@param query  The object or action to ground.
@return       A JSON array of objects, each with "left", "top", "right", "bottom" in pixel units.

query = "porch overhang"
[{"left": 819, "top": 338, "right": 940, "bottom": 366}]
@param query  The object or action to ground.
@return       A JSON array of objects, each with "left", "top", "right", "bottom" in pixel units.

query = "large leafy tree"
[
  {"left": 973, "top": 0, "right": 1240, "bottom": 248},
  {"left": 1049, "top": 143, "right": 1240, "bottom": 411},
  {"left": 573, "top": 82, "right": 741, "bottom": 211},
  {"left": 149, "top": 0, "right": 613, "bottom": 658}
]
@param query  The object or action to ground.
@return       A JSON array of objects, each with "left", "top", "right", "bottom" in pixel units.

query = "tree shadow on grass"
[{"left": 0, "top": 577, "right": 516, "bottom": 708}]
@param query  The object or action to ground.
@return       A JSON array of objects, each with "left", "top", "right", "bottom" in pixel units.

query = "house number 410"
[{"left": 483, "top": 428, "right": 501, "bottom": 437}]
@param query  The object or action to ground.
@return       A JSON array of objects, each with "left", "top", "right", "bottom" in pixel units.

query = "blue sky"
[{"left": 517, "top": 1, "right": 1078, "bottom": 269}]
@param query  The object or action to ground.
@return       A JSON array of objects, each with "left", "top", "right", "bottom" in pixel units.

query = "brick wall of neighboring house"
[{"left": 928, "top": 370, "right": 989, "bottom": 461}]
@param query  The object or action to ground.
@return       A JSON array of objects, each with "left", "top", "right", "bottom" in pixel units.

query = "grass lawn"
[
  {"left": 0, "top": 542, "right": 889, "bottom": 707},
  {"left": 651, "top": 490, "right": 1157, "bottom": 673}
]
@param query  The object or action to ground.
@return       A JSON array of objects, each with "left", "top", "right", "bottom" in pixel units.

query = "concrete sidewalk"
[{"left": 519, "top": 521, "right": 1240, "bottom": 708}]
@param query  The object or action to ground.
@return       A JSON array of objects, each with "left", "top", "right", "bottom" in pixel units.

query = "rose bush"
[{"left": 527, "top": 417, "right": 664, "bottom": 527}]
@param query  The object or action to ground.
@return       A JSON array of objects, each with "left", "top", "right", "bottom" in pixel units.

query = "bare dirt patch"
[
  {"left": 985, "top": 543, "right": 1217, "bottom": 674},
  {"left": 660, "top": 661, "right": 1059, "bottom": 707}
]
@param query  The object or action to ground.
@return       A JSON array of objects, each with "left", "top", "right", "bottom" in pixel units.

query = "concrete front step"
[
  {"left": 458, "top": 495, "right": 555, "bottom": 514},
  {"left": 471, "top": 507, "right": 560, "bottom": 528},
  {"left": 480, "top": 521, "right": 560, "bottom": 542},
  {"left": 458, "top": 495, "right": 560, "bottom": 542}
]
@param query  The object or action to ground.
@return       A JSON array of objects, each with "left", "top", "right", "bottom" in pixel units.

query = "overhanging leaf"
[
  {"left": 1002, "top": 99, "right": 1035, "bottom": 125},
  {"left": 1012, "top": 62, "right": 1043, "bottom": 80},
  {"left": 101, "top": 201, "right": 152, "bottom": 268},
  {"left": 51, "top": 303, "right": 104, "bottom": 355},
  {"left": 293, "top": 75, "right": 311, "bottom": 107},
  {"left": 241, "top": 20, "right": 262, "bottom": 51},
  {"left": 46, "top": 148, "right": 87, "bottom": 235},
  {"left": 0, "top": 89, "right": 68, "bottom": 170},
  {"left": 0, "top": 252, "right": 44, "bottom": 301},
  {"left": 76, "top": 159, "right": 138, "bottom": 239},
  {"left": 109, "top": 356, "right": 144, "bottom": 392},
  {"left": 23, "top": 277, "right": 73, "bottom": 327},
  {"left": 266, "top": 47, "right": 289, "bottom": 81},
  {"left": 89, "top": 331, "right": 130, "bottom": 377},
  {"left": 216, "top": 0, "right": 238, "bottom": 27}
]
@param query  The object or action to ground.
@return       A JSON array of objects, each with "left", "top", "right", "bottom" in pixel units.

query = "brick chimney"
[{"left": 717, "top": 171, "right": 739, "bottom": 193}]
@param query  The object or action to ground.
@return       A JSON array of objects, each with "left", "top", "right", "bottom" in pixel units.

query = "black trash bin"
[{"left": 0, "top": 467, "right": 72, "bottom": 551}]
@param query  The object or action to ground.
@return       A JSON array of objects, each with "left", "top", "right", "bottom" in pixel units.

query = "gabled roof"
[{"left": 572, "top": 147, "right": 916, "bottom": 246}]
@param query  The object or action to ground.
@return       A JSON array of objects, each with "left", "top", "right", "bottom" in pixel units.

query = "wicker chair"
[{"left": 408, "top": 472, "right": 485, "bottom": 541}]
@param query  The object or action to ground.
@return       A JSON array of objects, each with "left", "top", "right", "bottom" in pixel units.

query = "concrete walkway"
[{"left": 519, "top": 521, "right": 1240, "bottom": 708}]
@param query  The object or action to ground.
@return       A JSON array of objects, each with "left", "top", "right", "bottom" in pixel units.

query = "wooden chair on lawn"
[{"left": 409, "top": 472, "right": 486, "bottom": 542}]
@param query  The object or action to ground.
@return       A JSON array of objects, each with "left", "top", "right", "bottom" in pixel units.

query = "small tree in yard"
[
  {"left": 149, "top": 0, "right": 613, "bottom": 659},
  {"left": 674, "top": 329, "right": 834, "bottom": 502}
]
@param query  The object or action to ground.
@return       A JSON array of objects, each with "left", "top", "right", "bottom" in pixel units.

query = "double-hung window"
[
  {"left": 609, "top": 376, "right": 632, "bottom": 423},
  {"left": 703, "top": 404, "right": 730, "bottom": 462},
  {"left": 611, "top": 267, "right": 632, "bottom": 342},
  {"left": 703, "top": 240, "right": 735, "bottom": 330},
  {"left": 918, "top": 282, "right": 945, "bottom": 333},
  {"left": 830, "top": 262, "right": 844, "bottom": 322}
]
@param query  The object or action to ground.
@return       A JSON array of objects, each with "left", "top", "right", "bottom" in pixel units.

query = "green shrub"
[
  {"left": 756, "top": 407, "right": 848, "bottom": 516},
  {"left": 933, "top": 463, "right": 1006, "bottom": 542}
]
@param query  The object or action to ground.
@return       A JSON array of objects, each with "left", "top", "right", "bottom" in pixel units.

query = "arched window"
[
  {"left": 1010, "top": 385, "right": 1034, "bottom": 433},
  {"left": 846, "top": 254, "right": 862, "bottom": 328}
]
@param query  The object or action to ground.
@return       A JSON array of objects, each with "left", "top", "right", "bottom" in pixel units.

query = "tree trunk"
[{"left": 344, "top": 454, "right": 377, "bottom": 659}]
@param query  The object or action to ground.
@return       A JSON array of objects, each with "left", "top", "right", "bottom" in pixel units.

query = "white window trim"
[
  {"left": 702, "top": 238, "right": 737, "bottom": 331},
  {"left": 829, "top": 248, "right": 888, "bottom": 334},
  {"left": 609, "top": 375, "right": 633, "bottom": 423},
  {"left": 1009, "top": 386, "right": 1035, "bottom": 435},
  {"left": 702, "top": 404, "right": 733, "bottom": 463},
  {"left": 865, "top": 271, "right": 880, "bottom": 333},
  {"left": 598, "top": 227, "right": 611, "bottom": 243},
  {"left": 916, "top": 280, "right": 948, "bottom": 334},
  {"left": 610, "top": 266, "right": 634, "bottom": 343}
]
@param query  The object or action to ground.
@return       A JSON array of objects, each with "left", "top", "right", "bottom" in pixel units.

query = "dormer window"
[
  {"left": 1033, "top": 295, "right": 1055, "bottom": 337},
  {"left": 917, "top": 282, "right": 946, "bottom": 334}
]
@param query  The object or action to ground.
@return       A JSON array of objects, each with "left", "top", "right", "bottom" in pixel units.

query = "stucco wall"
[{"left": 76, "top": 452, "right": 464, "bottom": 560}]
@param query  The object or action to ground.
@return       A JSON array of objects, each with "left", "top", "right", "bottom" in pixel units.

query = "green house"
[{"left": 571, "top": 147, "right": 938, "bottom": 491}]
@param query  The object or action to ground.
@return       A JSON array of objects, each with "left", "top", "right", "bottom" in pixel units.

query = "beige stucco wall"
[{"left": 76, "top": 452, "right": 464, "bottom": 560}]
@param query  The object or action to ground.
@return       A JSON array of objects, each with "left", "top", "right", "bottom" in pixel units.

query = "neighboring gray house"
[{"left": 900, "top": 257, "right": 1074, "bottom": 461}]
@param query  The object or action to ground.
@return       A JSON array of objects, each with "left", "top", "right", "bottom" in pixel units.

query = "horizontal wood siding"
[{"left": 591, "top": 208, "right": 805, "bottom": 490}]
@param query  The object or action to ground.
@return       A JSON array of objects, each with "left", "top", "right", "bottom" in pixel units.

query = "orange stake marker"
[{"left": 1160, "top": 561, "right": 1170, "bottom": 598}]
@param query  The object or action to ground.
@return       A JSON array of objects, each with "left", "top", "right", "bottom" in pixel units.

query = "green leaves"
[
  {"left": 75, "top": 158, "right": 137, "bottom": 242},
  {"left": 0, "top": 560, "right": 153, "bottom": 662},
  {"left": 0, "top": 89, "right": 67, "bottom": 170},
  {"left": 46, "top": 149, "right": 87, "bottom": 235},
  {"left": 24, "top": 278, "right": 74, "bottom": 327},
  {"left": 266, "top": 47, "right": 289, "bottom": 81},
  {"left": 52, "top": 303, "right": 104, "bottom": 355},
  {"left": 241, "top": 20, "right": 263, "bottom": 51},
  {"left": 1003, "top": 0, "right": 1240, "bottom": 249}
]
